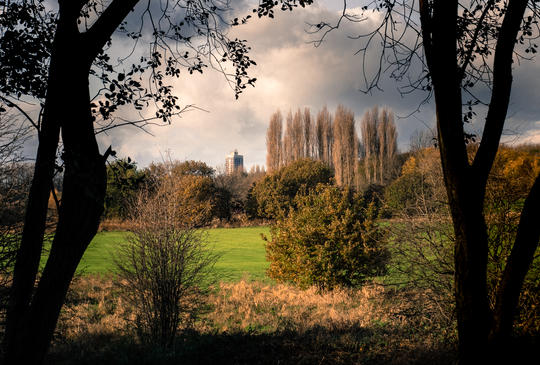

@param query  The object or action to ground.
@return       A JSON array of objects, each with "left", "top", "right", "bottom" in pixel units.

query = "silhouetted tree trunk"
[
  {"left": 3, "top": 0, "right": 136, "bottom": 362},
  {"left": 419, "top": 1, "right": 540, "bottom": 362}
]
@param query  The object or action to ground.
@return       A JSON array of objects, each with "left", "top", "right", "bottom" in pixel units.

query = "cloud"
[{"left": 96, "top": 4, "right": 539, "bottom": 169}]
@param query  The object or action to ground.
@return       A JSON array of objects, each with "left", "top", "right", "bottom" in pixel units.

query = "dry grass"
[{"left": 47, "top": 276, "right": 457, "bottom": 365}]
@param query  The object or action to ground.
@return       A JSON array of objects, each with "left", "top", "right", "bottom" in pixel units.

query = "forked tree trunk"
[
  {"left": 2, "top": 3, "right": 114, "bottom": 362},
  {"left": 420, "top": 1, "right": 537, "bottom": 363},
  {"left": 422, "top": 1, "right": 492, "bottom": 362}
]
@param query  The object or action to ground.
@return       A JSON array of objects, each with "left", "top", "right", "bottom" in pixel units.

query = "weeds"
[{"left": 49, "top": 276, "right": 457, "bottom": 365}]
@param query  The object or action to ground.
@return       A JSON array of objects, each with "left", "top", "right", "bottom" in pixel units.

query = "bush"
[
  {"left": 385, "top": 145, "right": 540, "bottom": 335},
  {"left": 115, "top": 178, "right": 218, "bottom": 348},
  {"left": 384, "top": 148, "right": 446, "bottom": 216},
  {"left": 104, "top": 158, "right": 147, "bottom": 220},
  {"left": 146, "top": 160, "right": 232, "bottom": 224},
  {"left": 248, "top": 159, "right": 333, "bottom": 219},
  {"left": 264, "top": 184, "right": 388, "bottom": 290}
]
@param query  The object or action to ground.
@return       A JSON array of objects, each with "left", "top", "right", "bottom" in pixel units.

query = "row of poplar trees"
[{"left": 266, "top": 105, "right": 398, "bottom": 188}]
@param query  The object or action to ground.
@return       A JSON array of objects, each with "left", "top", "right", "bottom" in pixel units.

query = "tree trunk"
[
  {"left": 423, "top": 1, "right": 492, "bottom": 362},
  {"left": 3, "top": 16, "right": 106, "bottom": 365},
  {"left": 2, "top": 93, "right": 60, "bottom": 360}
]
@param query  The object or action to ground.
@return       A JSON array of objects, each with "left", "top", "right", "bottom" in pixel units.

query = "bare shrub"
[
  {"left": 0, "top": 113, "right": 33, "bottom": 308},
  {"left": 114, "top": 178, "right": 218, "bottom": 347}
]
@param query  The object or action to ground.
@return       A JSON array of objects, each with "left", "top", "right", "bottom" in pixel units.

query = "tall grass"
[{"left": 49, "top": 276, "right": 457, "bottom": 365}]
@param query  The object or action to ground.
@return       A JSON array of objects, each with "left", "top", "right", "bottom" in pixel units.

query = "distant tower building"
[{"left": 225, "top": 149, "right": 244, "bottom": 175}]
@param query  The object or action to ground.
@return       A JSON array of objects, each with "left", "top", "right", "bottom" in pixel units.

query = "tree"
[
  {"left": 266, "top": 110, "right": 283, "bottom": 173},
  {"left": 303, "top": 107, "right": 314, "bottom": 158},
  {"left": 0, "top": 0, "right": 312, "bottom": 362},
  {"left": 385, "top": 144, "right": 540, "bottom": 339},
  {"left": 332, "top": 104, "right": 359, "bottom": 187},
  {"left": 377, "top": 108, "right": 398, "bottom": 184},
  {"left": 104, "top": 158, "right": 147, "bottom": 220},
  {"left": 249, "top": 158, "right": 333, "bottom": 219},
  {"left": 282, "top": 110, "right": 294, "bottom": 165},
  {"left": 315, "top": 1, "right": 540, "bottom": 361},
  {"left": 291, "top": 108, "right": 305, "bottom": 160},
  {"left": 315, "top": 106, "right": 333, "bottom": 167},
  {"left": 148, "top": 160, "right": 231, "bottom": 225},
  {"left": 359, "top": 106, "right": 398, "bottom": 186}
]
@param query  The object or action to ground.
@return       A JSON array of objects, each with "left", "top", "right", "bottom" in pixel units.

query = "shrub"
[
  {"left": 104, "top": 158, "right": 147, "bottom": 220},
  {"left": 384, "top": 148, "right": 446, "bottom": 216},
  {"left": 248, "top": 158, "right": 333, "bottom": 219},
  {"left": 385, "top": 145, "right": 540, "bottom": 335},
  {"left": 264, "top": 184, "right": 388, "bottom": 290},
  {"left": 146, "top": 160, "right": 232, "bottom": 224},
  {"left": 115, "top": 178, "right": 218, "bottom": 347}
]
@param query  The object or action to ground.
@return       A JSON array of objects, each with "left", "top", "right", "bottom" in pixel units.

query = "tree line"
[{"left": 266, "top": 105, "right": 398, "bottom": 189}]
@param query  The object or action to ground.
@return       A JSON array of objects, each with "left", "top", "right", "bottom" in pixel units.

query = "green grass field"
[{"left": 72, "top": 226, "right": 271, "bottom": 281}]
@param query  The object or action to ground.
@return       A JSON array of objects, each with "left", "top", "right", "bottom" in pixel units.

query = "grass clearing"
[{"left": 66, "top": 226, "right": 271, "bottom": 281}]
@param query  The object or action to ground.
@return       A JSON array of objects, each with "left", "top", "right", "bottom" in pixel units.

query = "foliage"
[
  {"left": 484, "top": 145, "right": 540, "bottom": 336},
  {"left": 385, "top": 145, "right": 540, "bottom": 335},
  {"left": 104, "top": 158, "right": 147, "bottom": 220},
  {"left": 147, "top": 160, "right": 231, "bottom": 224},
  {"left": 148, "top": 160, "right": 216, "bottom": 180},
  {"left": 385, "top": 159, "right": 455, "bottom": 324},
  {"left": 384, "top": 148, "right": 446, "bottom": 215},
  {"left": 264, "top": 184, "right": 388, "bottom": 290},
  {"left": 115, "top": 178, "right": 218, "bottom": 348},
  {"left": 264, "top": 105, "right": 399, "bottom": 189},
  {"left": 214, "top": 168, "right": 266, "bottom": 216},
  {"left": 248, "top": 158, "right": 333, "bottom": 219}
]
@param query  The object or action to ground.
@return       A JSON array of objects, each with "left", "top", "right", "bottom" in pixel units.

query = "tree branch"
[
  {"left": 458, "top": 0, "right": 495, "bottom": 81},
  {"left": 418, "top": 0, "right": 434, "bottom": 71},
  {"left": 491, "top": 171, "right": 540, "bottom": 339},
  {"left": 0, "top": 95, "right": 39, "bottom": 131},
  {"left": 472, "top": 0, "right": 528, "bottom": 184},
  {"left": 83, "top": 0, "right": 141, "bottom": 60}
]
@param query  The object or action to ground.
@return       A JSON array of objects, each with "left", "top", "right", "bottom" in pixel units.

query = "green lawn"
[{"left": 72, "top": 226, "right": 271, "bottom": 282}]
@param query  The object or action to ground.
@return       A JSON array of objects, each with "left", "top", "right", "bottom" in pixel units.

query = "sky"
[{"left": 25, "top": 1, "right": 540, "bottom": 170}]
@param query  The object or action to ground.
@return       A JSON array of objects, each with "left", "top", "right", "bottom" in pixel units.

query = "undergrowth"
[{"left": 47, "top": 276, "right": 457, "bottom": 365}]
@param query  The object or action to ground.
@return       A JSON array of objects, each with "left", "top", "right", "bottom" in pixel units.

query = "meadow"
[
  {"left": 58, "top": 226, "right": 271, "bottom": 281},
  {"left": 43, "top": 226, "right": 463, "bottom": 365},
  {"left": 41, "top": 222, "right": 537, "bottom": 364}
]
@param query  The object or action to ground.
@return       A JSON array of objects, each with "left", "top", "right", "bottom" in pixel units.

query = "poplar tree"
[
  {"left": 283, "top": 110, "right": 294, "bottom": 165},
  {"left": 292, "top": 108, "right": 304, "bottom": 160},
  {"left": 266, "top": 111, "right": 283, "bottom": 173},
  {"left": 332, "top": 105, "right": 358, "bottom": 187},
  {"left": 316, "top": 106, "right": 333, "bottom": 167}
]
